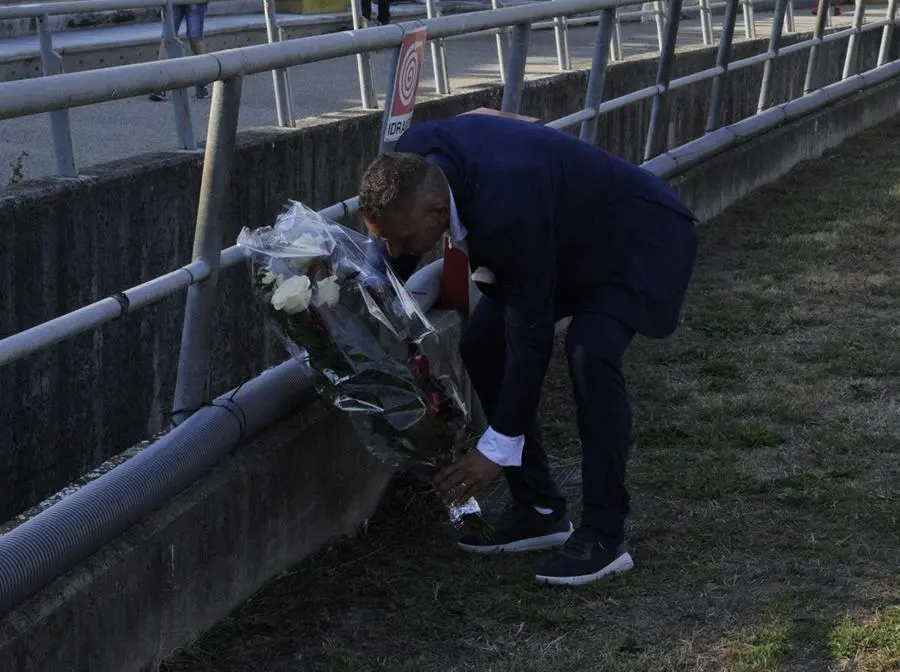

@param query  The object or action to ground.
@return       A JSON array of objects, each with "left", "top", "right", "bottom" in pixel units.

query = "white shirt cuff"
[{"left": 476, "top": 426, "right": 525, "bottom": 467}]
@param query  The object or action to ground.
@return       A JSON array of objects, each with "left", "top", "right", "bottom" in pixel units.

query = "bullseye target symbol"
[{"left": 397, "top": 43, "right": 422, "bottom": 107}]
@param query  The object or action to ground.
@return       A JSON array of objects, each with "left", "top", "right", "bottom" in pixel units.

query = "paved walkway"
[{"left": 0, "top": 6, "right": 868, "bottom": 183}]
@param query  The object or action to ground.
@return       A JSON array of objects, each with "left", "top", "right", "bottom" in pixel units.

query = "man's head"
[{"left": 359, "top": 152, "right": 450, "bottom": 258}]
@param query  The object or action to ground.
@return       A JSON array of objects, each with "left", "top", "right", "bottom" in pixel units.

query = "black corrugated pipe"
[{"left": 0, "top": 358, "right": 313, "bottom": 617}]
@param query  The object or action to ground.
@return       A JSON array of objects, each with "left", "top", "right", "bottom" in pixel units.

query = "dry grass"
[{"left": 161, "top": 119, "right": 900, "bottom": 671}]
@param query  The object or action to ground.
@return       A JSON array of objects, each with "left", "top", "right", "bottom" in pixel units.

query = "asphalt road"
[{"left": 0, "top": 9, "right": 853, "bottom": 184}]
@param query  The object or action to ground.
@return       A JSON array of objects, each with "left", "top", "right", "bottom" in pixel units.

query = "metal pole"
[
  {"left": 842, "top": 0, "right": 867, "bottom": 78},
  {"left": 501, "top": 23, "right": 530, "bottom": 113},
  {"left": 746, "top": 0, "right": 757, "bottom": 38},
  {"left": 741, "top": 0, "right": 752, "bottom": 38},
  {"left": 699, "top": 0, "right": 712, "bottom": 45},
  {"left": 36, "top": 13, "right": 76, "bottom": 177},
  {"left": 611, "top": 8, "right": 624, "bottom": 61},
  {"left": 350, "top": 0, "right": 377, "bottom": 109},
  {"left": 644, "top": 0, "right": 683, "bottom": 160},
  {"left": 172, "top": 77, "right": 243, "bottom": 425},
  {"left": 706, "top": 0, "right": 739, "bottom": 130},
  {"left": 425, "top": 0, "right": 450, "bottom": 94},
  {"left": 262, "top": 0, "right": 294, "bottom": 127},
  {"left": 492, "top": 0, "right": 509, "bottom": 83},
  {"left": 653, "top": 0, "right": 665, "bottom": 51},
  {"left": 579, "top": 7, "right": 615, "bottom": 144},
  {"left": 279, "top": 25, "right": 295, "bottom": 122},
  {"left": 757, "top": 0, "right": 789, "bottom": 111},
  {"left": 803, "top": 0, "right": 832, "bottom": 94},
  {"left": 553, "top": 0, "right": 571, "bottom": 71},
  {"left": 784, "top": 0, "right": 795, "bottom": 32},
  {"left": 379, "top": 47, "right": 402, "bottom": 153},
  {"left": 161, "top": 2, "right": 197, "bottom": 151},
  {"left": 705, "top": 0, "right": 716, "bottom": 43},
  {"left": 878, "top": 0, "right": 898, "bottom": 66}
]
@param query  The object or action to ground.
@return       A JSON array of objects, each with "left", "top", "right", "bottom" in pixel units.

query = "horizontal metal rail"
[
  {"left": 0, "top": 0, "right": 194, "bottom": 20},
  {"left": 643, "top": 58, "right": 900, "bottom": 178},
  {"left": 725, "top": 19, "right": 898, "bottom": 74},
  {"left": 0, "top": 0, "right": 643, "bottom": 121}
]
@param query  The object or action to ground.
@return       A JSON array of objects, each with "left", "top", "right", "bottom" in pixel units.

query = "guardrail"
[
  {"left": 0, "top": 0, "right": 213, "bottom": 174},
  {"left": 1, "top": 0, "right": 807, "bottom": 177},
  {"left": 1, "top": 0, "right": 900, "bottom": 615}
]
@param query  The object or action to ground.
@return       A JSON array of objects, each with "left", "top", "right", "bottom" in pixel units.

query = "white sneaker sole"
[
  {"left": 457, "top": 522, "right": 574, "bottom": 554},
  {"left": 535, "top": 551, "right": 635, "bottom": 586}
]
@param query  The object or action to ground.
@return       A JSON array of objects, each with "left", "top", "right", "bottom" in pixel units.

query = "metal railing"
[
  {"left": 0, "top": 0, "right": 212, "bottom": 174},
  {"left": 1, "top": 0, "right": 899, "bottom": 389},
  {"left": 1, "top": 0, "right": 900, "bottom": 614},
  {"left": 2, "top": 0, "right": 807, "bottom": 178}
]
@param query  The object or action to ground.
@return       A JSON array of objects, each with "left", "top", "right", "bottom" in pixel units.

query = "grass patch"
[
  {"left": 160, "top": 110, "right": 900, "bottom": 672},
  {"left": 729, "top": 624, "right": 792, "bottom": 671},
  {"left": 726, "top": 422, "right": 785, "bottom": 449},
  {"left": 830, "top": 607, "right": 900, "bottom": 671}
]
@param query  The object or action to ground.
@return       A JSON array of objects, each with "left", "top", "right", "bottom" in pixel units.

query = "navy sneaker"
[
  {"left": 457, "top": 502, "right": 573, "bottom": 554},
  {"left": 535, "top": 526, "right": 634, "bottom": 586}
]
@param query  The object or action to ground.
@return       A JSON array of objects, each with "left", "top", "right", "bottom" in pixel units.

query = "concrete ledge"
[
  {"left": 0, "top": 309, "right": 468, "bottom": 672},
  {"left": 671, "top": 76, "right": 900, "bottom": 222}
]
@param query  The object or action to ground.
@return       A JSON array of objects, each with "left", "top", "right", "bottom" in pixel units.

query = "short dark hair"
[{"left": 359, "top": 152, "right": 446, "bottom": 223}]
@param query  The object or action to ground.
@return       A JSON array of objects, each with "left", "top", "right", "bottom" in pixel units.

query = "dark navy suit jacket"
[{"left": 387, "top": 114, "right": 698, "bottom": 438}]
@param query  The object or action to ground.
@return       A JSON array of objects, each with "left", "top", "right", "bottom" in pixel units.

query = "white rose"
[
  {"left": 271, "top": 275, "right": 312, "bottom": 314},
  {"left": 313, "top": 275, "right": 341, "bottom": 307}
]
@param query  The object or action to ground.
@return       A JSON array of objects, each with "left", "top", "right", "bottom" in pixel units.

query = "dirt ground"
[{"left": 160, "top": 118, "right": 900, "bottom": 672}]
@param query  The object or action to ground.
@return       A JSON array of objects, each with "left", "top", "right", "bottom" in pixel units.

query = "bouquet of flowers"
[{"left": 237, "top": 201, "right": 486, "bottom": 528}]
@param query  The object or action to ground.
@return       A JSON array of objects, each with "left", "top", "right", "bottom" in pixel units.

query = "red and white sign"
[{"left": 383, "top": 27, "right": 427, "bottom": 143}]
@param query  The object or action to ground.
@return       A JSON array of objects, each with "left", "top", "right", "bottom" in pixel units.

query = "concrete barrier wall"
[{"left": 0, "top": 28, "right": 887, "bottom": 522}]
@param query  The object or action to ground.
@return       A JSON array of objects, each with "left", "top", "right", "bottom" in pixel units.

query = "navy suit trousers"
[{"left": 459, "top": 296, "right": 635, "bottom": 543}]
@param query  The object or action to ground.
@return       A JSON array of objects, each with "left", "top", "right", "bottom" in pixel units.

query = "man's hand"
[{"left": 434, "top": 450, "right": 502, "bottom": 505}]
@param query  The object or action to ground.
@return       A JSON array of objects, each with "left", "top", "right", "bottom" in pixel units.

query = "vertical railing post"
[
  {"left": 784, "top": 0, "right": 795, "bottom": 32},
  {"left": 161, "top": 2, "right": 197, "bottom": 151},
  {"left": 425, "top": 0, "right": 450, "bottom": 94},
  {"left": 278, "top": 25, "right": 296, "bottom": 122},
  {"left": 610, "top": 8, "right": 624, "bottom": 62},
  {"left": 877, "top": 0, "right": 898, "bottom": 66},
  {"left": 644, "top": 0, "right": 684, "bottom": 161},
  {"left": 757, "top": 0, "right": 789, "bottom": 112},
  {"left": 262, "top": 0, "right": 294, "bottom": 127},
  {"left": 842, "top": 0, "right": 868, "bottom": 78},
  {"left": 741, "top": 0, "right": 755, "bottom": 39},
  {"left": 803, "top": 0, "right": 832, "bottom": 94},
  {"left": 501, "top": 23, "right": 530, "bottom": 114},
  {"left": 36, "top": 13, "right": 76, "bottom": 178},
  {"left": 706, "top": 0, "right": 739, "bottom": 131},
  {"left": 579, "top": 7, "right": 615, "bottom": 144},
  {"left": 699, "top": 0, "right": 713, "bottom": 45},
  {"left": 350, "top": 0, "right": 378, "bottom": 109},
  {"left": 704, "top": 0, "right": 716, "bottom": 43},
  {"left": 172, "top": 77, "right": 243, "bottom": 426},
  {"left": 653, "top": 0, "right": 665, "bottom": 51},
  {"left": 492, "top": 0, "right": 509, "bottom": 83},
  {"left": 553, "top": 0, "right": 571, "bottom": 71}
]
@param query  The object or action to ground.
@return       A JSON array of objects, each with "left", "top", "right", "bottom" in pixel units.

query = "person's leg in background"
[
  {"left": 535, "top": 311, "right": 636, "bottom": 585},
  {"left": 149, "top": 4, "right": 187, "bottom": 101},
  {"left": 184, "top": 3, "right": 209, "bottom": 98},
  {"left": 377, "top": 0, "right": 391, "bottom": 25},
  {"left": 149, "top": 4, "right": 209, "bottom": 101},
  {"left": 456, "top": 296, "right": 571, "bottom": 554},
  {"left": 360, "top": 0, "right": 374, "bottom": 25}
]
